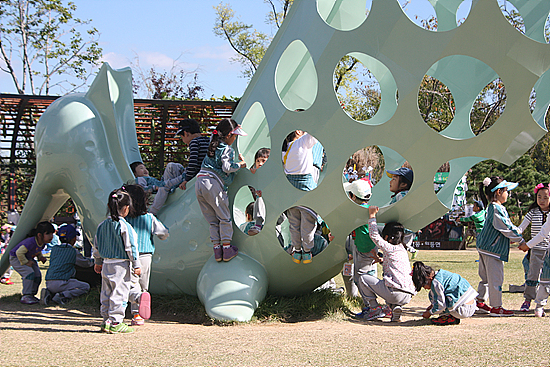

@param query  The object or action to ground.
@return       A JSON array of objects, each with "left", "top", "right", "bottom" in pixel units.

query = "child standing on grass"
[
  {"left": 93, "top": 188, "right": 141, "bottom": 334},
  {"left": 41, "top": 224, "right": 94, "bottom": 305},
  {"left": 125, "top": 185, "right": 169, "bottom": 326},
  {"left": 195, "top": 118, "right": 247, "bottom": 262},
  {"left": 412, "top": 261, "right": 478, "bottom": 325},
  {"left": 357, "top": 206, "right": 416, "bottom": 322},
  {"left": 459, "top": 200, "right": 486, "bottom": 237},
  {"left": 476, "top": 177, "right": 525, "bottom": 317},
  {"left": 516, "top": 183, "right": 550, "bottom": 312},
  {"left": 9, "top": 221, "right": 54, "bottom": 304}
]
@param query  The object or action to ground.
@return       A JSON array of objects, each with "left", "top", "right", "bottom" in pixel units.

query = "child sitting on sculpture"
[
  {"left": 125, "top": 184, "right": 169, "bottom": 326},
  {"left": 41, "top": 224, "right": 94, "bottom": 305},
  {"left": 9, "top": 221, "right": 54, "bottom": 304},
  {"left": 195, "top": 118, "right": 247, "bottom": 262},
  {"left": 130, "top": 161, "right": 184, "bottom": 215},
  {"left": 249, "top": 147, "right": 270, "bottom": 174},
  {"left": 357, "top": 206, "right": 416, "bottom": 322},
  {"left": 176, "top": 118, "right": 211, "bottom": 190},
  {"left": 93, "top": 187, "right": 141, "bottom": 334},
  {"left": 282, "top": 130, "right": 320, "bottom": 191},
  {"left": 239, "top": 188, "right": 265, "bottom": 236},
  {"left": 412, "top": 261, "right": 477, "bottom": 325}
]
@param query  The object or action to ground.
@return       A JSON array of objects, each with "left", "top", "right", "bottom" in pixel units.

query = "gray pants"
[
  {"left": 150, "top": 163, "right": 184, "bottom": 214},
  {"left": 46, "top": 279, "right": 90, "bottom": 299},
  {"left": 352, "top": 246, "right": 378, "bottom": 281},
  {"left": 343, "top": 275, "right": 359, "bottom": 297},
  {"left": 358, "top": 274, "right": 412, "bottom": 308},
  {"left": 477, "top": 252, "right": 504, "bottom": 308},
  {"left": 286, "top": 207, "right": 316, "bottom": 253},
  {"left": 195, "top": 175, "right": 233, "bottom": 244},
  {"left": 535, "top": 280, "right": 550, "bottom": 307},
  {"left": 129, "top": 253, "right": 152, "bottom": 313},
  {"left": 524, "top": 248, "right": 547, "bottom": 301},
  {"left": 448, "top": 301, "right": 477, "bottom": 319},
  {"left": 9, "top": 255, "right": 41, "bottom": 296},
  {"left": 100, "top": 260, "right": 131, "bottom": 324}
]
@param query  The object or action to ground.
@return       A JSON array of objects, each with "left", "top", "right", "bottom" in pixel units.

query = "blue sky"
[{"left": 0, "top": 0, "right": 476, "bottom": 98}]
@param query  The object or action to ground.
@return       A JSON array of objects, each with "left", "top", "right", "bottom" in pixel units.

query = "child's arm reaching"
[
  {"left": 221, "top": 148, "right": 245, "bottom": 174},
  {"left": 367, "top": 206, "right": 390, "bottom": 251},
  {"left": 522, "top": 215, "right": 550, "bottom": 251}
]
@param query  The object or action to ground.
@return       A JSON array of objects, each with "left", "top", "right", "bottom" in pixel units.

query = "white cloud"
[
  {"left": 100, "top": 52, "right": 131, "bottom": 69},
  {"left": 193, "top": 44, "right": 238, "bottom": 62}
]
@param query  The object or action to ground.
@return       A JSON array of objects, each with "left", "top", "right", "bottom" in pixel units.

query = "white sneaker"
[{"left": 534, "top": 307, "right": 546, "bottom": 317}]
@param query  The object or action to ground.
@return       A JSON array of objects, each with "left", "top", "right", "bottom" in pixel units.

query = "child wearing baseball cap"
[
  {"left": 41, "top": 224, "right": 94, "bottom": 305},
  {"left": 387, "top": 167, "right": 413, "bottom": 205}
]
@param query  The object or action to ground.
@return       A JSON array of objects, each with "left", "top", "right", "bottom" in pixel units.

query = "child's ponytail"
[
  {"left": 282, "top": 131, "right": 298, "bottom": 152},
  {"left": 207, "top": 118, "right": 238, "bottom": 157},
  {"left": 412, "top": 261, "right": 434, "bottom": 292},
  {"left": 107, "top": 187, "right": 132, "bottom": 221},
  {"left": 478, "top": 176, "right": 503, "bottom": 208}
]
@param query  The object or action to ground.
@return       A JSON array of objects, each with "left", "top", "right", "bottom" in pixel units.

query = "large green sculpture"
[{"left": 2, "top": 0, "right": 550, "bottom": 321}]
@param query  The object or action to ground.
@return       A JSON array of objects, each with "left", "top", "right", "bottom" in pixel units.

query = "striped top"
[
  {"left": 200, "top": 141, "right": 242, "bottom": 190},
  {"left": 185, "top": 136, "right": 210, "bottom": 182},
  {"left": 46, "top": 243, "right": 94, "bottom": 281},
  {"left": 428, "top": 269, "right": 477, "bottom": 315},
  {"left": 311, "top": 142, "right": 326, "bottom": 171},
  {"left": 126, "top": 213, "right": 169, "bottom": 254},
  {"left": 93, "top": 217, "right": 140, "bottom": 268},
  {"left": 476, "top": 202, "right": 523, "bottom": 262},
  {"left": 368, "top": 219, "right": 416, "bottom": 295},
  {"left": 519, "top": 207, "right": 549, "bottom": 250}
]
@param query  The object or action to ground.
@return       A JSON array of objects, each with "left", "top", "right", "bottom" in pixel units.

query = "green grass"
[{"left": 0, "top": 248, "right": 530, "bottom": 323}]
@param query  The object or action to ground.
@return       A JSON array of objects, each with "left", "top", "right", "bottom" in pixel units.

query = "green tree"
[{"left": 0, "top": 0, "right": 102, "bottom": 95}]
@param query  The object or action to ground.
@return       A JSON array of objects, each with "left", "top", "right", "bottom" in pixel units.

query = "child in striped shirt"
[
  {"left": 476, "top": 177, "right": 526, "bottom": 317},
  {"left": 93, "top": 187, "right": 141, "bottom": 334},
  {"left": 517, "top": 183, "right": 550, "bottom": 312},
  {"left": 41, "top": 224, "right": 93, "bottom": 305},
  {"left": 125, "top": 184, "right": 169, "bottom": 325}
]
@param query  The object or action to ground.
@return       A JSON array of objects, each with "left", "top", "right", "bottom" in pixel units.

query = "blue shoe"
[
  {"left": 355, "top": 307, "right": 371, "bottom": 319},
  {"left": 292, "top": 251, "right": 302, "bottom": 264},
  {"left": 301, "top": 252, "right": 312, "bottom": 264}
]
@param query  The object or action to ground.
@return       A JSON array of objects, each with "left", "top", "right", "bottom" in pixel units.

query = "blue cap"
[
  {"left": 490, "top": 180, "right": 518, "bottom": 192},
  {"left": 386, "top": 167, "right": 413, "bottom": 184},
  {"left": 58, "top": 224, "right": 79, "bottom": 240}
]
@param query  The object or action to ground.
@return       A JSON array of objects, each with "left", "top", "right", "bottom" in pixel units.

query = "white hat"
[
  {"left": 230, "top": 125, "right": 248, "bottom": 136},
  {"left": 344, "top": 179, "right": 372, "bottom": 201}
]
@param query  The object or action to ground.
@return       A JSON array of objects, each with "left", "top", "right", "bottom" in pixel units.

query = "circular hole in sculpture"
[
  {"left": 529, "top": 73, "right": 550, "bottom": 131},
  {"left": 433, "top": 162, "right": 450, "bottom": 195},
  {"left": 418, "top": 75, "right": 456, "bottom": 134},
  {"left": 498, "top": 0, "right": 526, "bottom": 34},
  {"left": 470, "top": 77, "right": 507, "bottom": 135},
  {"left": 276, "top": 206, "right": 332, "bottom": 261},
  {"left": 317, "top": 0, "right": 372, "bottom": 31},
  {"left": 282, "top": 129, "right": 327, "bottom": 191},
  {"left": 343, "top": 146, "right": 385, "bottom": 209},
  {"left": 237, "top": 101, "right": 272, "bottom": 170},
  {"left": 275, "top": 39, "right": 318, "bottom": 111},
  {"left": 456, "top": 0, "right": 473, "bottom": 26},
  {"left": 233, "top": 185, "right": 266, "bottom": 236},
  {"left": 334, "top": 52, "right": 397, "bottom": 125},
  {"left": 398, "top": 0, "right": 437, "bottom": 31}
]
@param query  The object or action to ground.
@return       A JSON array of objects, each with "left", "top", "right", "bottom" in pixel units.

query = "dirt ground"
[{"left": 1, "top": 249, "right": 550, "bottom": 366}]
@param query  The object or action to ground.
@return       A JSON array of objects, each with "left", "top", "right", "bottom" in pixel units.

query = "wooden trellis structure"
[{"left": 0, "top": 93, "right": 236, "bottom": 216}]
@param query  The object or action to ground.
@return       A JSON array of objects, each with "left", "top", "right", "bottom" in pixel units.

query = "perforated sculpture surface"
[{"left": 2, "top": 0, "right": 550, "bottom": 321}]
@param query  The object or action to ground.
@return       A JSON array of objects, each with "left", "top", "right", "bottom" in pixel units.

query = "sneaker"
[
  {"left": 383, "top": 305, "right": 393, "bottom": 319},
  {"left": 0, "top": 278, "right": 14, "bottom": 285},
  {"left": 301, "top": 252, "right": 312, "bottom": 264},
  {"left": 292, "top": 251, "right": 302, "bottom": 264},
  {"left": 20, "top": 295, "right": 39, "bottom": 305},
  {"left": 365, "top": 307, "right": 386, "bottom": 321},
  {"left": 354, "top": 307, "right": 371, "bottom": 319},
  {"left": 520, "top": 300, "right": 531, "bottom": 312},
  {"left": 248, "top": 225, "right": 262, "bottom": 236},
  {"left": 391, "top": 306, "right": 402, "bottom": 322},
  {"left": 490, "top": 306, "right": 514, "bottom": 317},
  {"left": 431, "top": 314, "right": 460, "bottom": 325},
  {"left": 100, "top": 320, "right": 112, "bottom": 333},
  {"left": 52, "top": 293, "right": 69, "bottom": 305},
  {"left": 109, "top": 322, "right": 134, "bottom": 334},
  {"left": 139, "top": 291, "right": 151, "bottom": 319},
  {"left": 214, "top": 246, "right": 223, "bottom": 262},
  {"left": 131, "top": 314, "right": 145, "bottom": 326},
  {"left": 223, "top": 245, "right": 238, "bottom": 262},
  {"left": 534, "top": 307, "right": 546, "bottom": 317},
  {"left": 476, "top": 301, "right": 491, "bottom": 314},
  {"left": 40, "top": 288, "right": 52, "bottom": 305}
]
